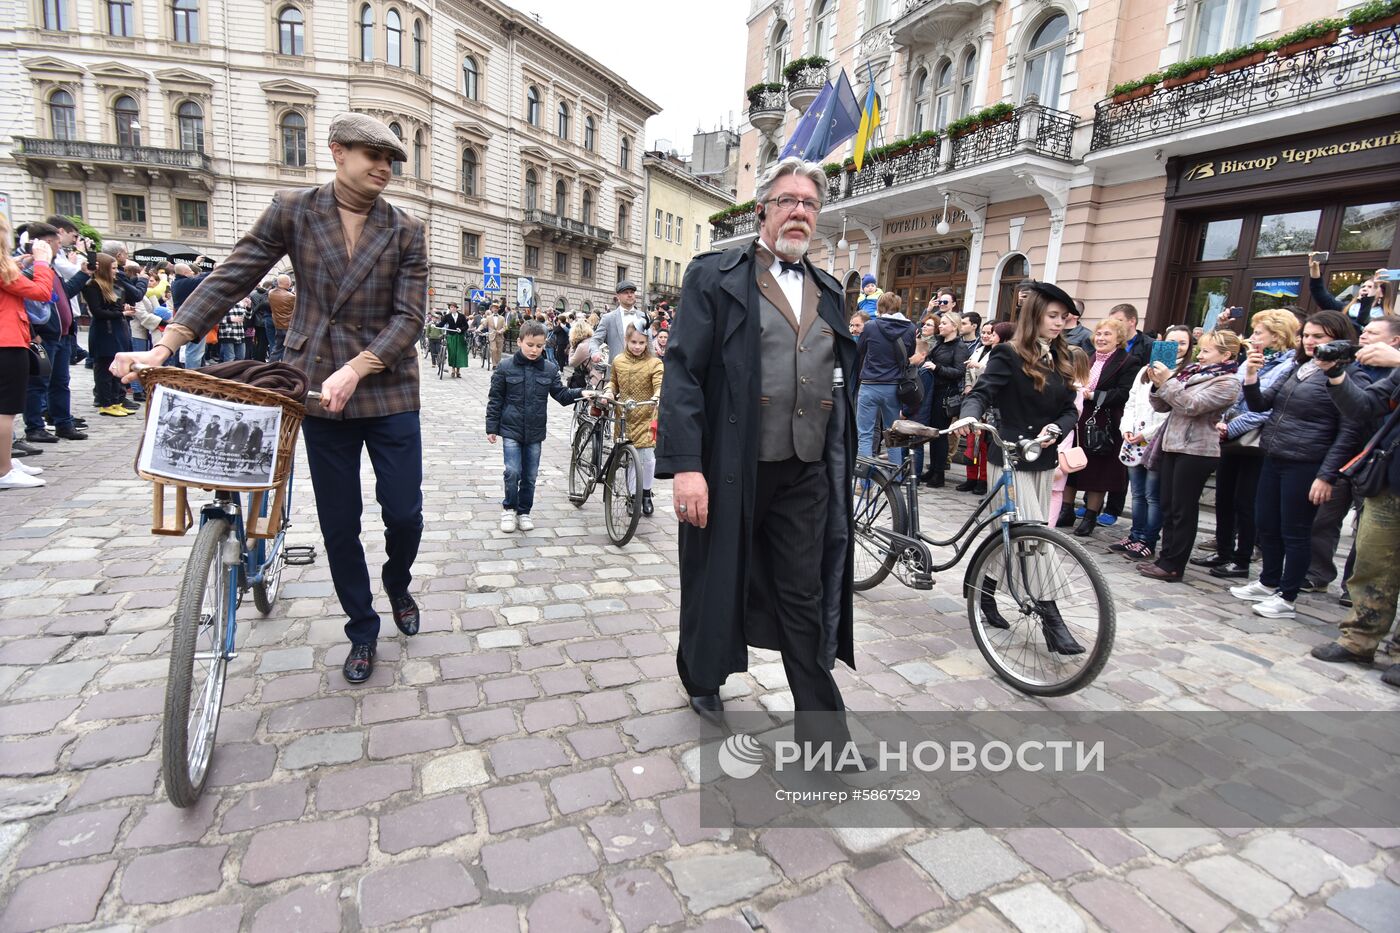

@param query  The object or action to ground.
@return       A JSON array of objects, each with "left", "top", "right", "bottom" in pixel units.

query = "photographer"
[
  {"left": 1307, "top": 351, "right": 1400, "bottom": 689},
  {"left": 1233, "top": 310, "right": 1368, "bottom": 619},
  {"left": 1307, "top": 253, "right": 1395, "bottom": 332}
]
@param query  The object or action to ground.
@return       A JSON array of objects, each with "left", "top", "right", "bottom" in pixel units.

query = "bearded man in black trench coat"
[{"left": 656, "top": 157, "right": 859, "bottom": 749}]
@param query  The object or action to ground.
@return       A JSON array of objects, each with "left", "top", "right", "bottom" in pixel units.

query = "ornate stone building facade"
[
  {"left": 3, "top": 0, "right": 659, "bottom": 312},
  {"left": 641, "top": 151, "right": 732, "bottom": 309}
]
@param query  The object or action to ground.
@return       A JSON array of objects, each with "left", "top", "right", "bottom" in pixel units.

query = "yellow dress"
[{"left": 608, "top": 351, "right": 664, "bottom": 448}]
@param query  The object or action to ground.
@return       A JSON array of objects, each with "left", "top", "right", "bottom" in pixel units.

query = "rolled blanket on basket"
[{"left": 197, "top": 361, "right": 310, "bottom": 402}]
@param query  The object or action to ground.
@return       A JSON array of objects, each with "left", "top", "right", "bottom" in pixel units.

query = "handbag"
[
  {"left": 895, "top": 331, "right": 924, "bottom": 410},
  {"left": 27, "top": 341, "right": 52, "bottom": 381},
  {"left": 1342, "top": 406, "right": 1400, "bottom": 498},
  {"left": 24, "top": 298, "right": 54, "bottom": 326},
  {"left": 1082, "top": 399, "right": 1120, "bottom": 456},
  {"left": 1221, "top": 425, "right": 1263, "bottom": 454},
  {"left": 1058, "top": 428, "right": 1087, "bottom": 474}
]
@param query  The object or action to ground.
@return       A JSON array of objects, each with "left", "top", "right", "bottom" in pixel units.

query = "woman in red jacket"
[{"left": 1, "top": 217, "right": 56, "bottom": 489}]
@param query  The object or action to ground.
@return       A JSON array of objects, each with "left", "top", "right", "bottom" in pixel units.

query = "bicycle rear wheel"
[
  {"left": 852, "top": 463, "right": 906, "bottom": 590},
  {"left": 603, "top": 445, "right": 641, "bottom": 546},
  {"left": 252, "top": 489, "right": 289, "bottom": 615},
  {"left": 964, "top": 524, "right": 1114, "bottom": 696},
  {"left": 568, "top": 414, "right": 599, "bottom": 506},
  {"left": 163, "top": 517, "right": 233, "bottom": 807}
]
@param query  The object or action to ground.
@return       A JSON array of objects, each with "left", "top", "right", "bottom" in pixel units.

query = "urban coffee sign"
[{"left": 1170, "top": 122, "right": 1400, "bottom": 196}]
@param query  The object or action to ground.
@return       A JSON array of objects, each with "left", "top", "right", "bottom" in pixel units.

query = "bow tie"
[{"left": 778, "top": 261, "right": 805, "bottom": 277}]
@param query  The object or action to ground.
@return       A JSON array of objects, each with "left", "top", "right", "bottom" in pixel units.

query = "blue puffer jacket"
[
  {"left": 857, "top": 314, "right": 917, "bottom": 385},
  {"left": 1221, "top": 349, "right": 1293, "bottom": 441},
  {"left": 485, "top": 352, "right": 583, "bottom": 443}
]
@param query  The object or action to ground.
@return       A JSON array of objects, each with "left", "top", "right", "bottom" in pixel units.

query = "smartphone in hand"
[{"left": 1149, "top": 340, "right": 1179, "bottom": 369}]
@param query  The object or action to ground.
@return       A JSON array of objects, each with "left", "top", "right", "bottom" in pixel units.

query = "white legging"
[
  {"left": 988, "top": 463, "right": 1072, "bottom": 599},
  {"left": 627, "top": 446, "right": 657, "bottom": 493}
]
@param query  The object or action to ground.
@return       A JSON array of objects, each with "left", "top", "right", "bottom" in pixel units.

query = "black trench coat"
[{"left": 656, "top": 243, "right": 860, "bottom": 688}]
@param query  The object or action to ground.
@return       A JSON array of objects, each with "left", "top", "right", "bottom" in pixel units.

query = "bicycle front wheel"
[
  {"left": 163, "top": 517, "right": 233, "bottom": 807},
  {"left": 964, "top": 524, "right": 1114, "bottom": 696},
  {"left": 567, "top": 415, "right": 598, "bottom": 506},
  {"left": 603, "top": 445, "right": 641, "bottom": 546},
  {"left": 852, "top": 465, "right": 906, "bottom": 590}
]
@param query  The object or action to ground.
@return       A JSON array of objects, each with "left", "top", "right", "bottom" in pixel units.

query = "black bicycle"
[
  {"left": 854, "top": 417, "right": 1114, "bottom": 696},
  {"left": 567, "top": 395, "right": 655, "bottom": 547}
]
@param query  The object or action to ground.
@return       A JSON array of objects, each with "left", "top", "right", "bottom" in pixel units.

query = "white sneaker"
[
  {"left": 0, "top": 468, "right": 45, "bottom": 489},
  {"left": 500, "top": 511, "right": 517, "bottom": 532},
  {"left": 517, "top": 514, "right": 534, "bottom": 532},
  {"left": 1230, "top": 580, "right": 1276, "bottom": 602},
  {"left": 12, "top": 461, "right": 43, "bottom": 476},
  {"left": 1253, "top": 593, "right": 1296, "bottom": 619}
]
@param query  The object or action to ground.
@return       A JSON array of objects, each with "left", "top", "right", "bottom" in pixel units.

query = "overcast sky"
[{"left": 519, "top": 0, "right": 752, "bottom": 155}]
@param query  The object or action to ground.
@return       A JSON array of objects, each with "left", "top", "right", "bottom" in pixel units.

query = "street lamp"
[{"left": 935, "top": 192, "right": 951, "bottom": 236}]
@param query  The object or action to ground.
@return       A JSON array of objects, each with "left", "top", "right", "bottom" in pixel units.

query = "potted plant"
[
  {"left": 1110, "top": 73, "right": 1161, "bottom": 103},
  {"left": 1160, "top": 55, "right": 1215, "bottom": 88},
  {"left": 1274, "top": 18, "right": 1344, "bottom": 56},
  {"left": 746, "top": 82, "right": 784, "bottom": 108},
  {"left": 945, "top": 114, "right": 979, "bottom": 139},
  {"left": 1211, "top": 41, "right": 1275, "bottom": 74},
  {"left": 1347, "top": 0, "right": 1400, "bottom": 34}
]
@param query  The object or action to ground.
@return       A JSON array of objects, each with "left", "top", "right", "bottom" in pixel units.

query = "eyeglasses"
[
  {"left": 764, "top": 195, "right": 821, "bottom": 214},
  {"left": 936, "top": 299, "right": 952, "bottom": 306}
]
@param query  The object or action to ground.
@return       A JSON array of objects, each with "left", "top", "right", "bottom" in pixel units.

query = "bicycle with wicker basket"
[{"left": 133, "top": 365, "right": 316, "bottom": 806}]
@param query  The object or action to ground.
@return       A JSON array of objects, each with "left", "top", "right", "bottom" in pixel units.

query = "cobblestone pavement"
[{"left": 1, "top": 355, "right": 1397, "bottom": 932}]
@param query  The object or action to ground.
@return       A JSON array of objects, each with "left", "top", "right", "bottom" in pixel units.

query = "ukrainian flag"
[{"left": 853, "top": 69, "right": 881, "bottom": 171}]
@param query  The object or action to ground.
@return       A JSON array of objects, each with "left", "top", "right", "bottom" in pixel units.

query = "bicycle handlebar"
[
  {"left": 590, "top": 396, "right": 657, "bottom": 413},
  {"left": 888, "top": 416, "right": 1054, "bottom": 465}
]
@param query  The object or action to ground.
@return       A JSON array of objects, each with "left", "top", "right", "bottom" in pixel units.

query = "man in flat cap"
[
  {"left": 590, "top": 280, "right": 649, "bottom": 364},
  {"left": 113, "top": 112, "right": 427, "bottom": 685}
]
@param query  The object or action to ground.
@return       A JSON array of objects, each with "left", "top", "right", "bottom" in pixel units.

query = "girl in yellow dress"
[{"left": 607, "top": 324, "right": 664, "bottom": 516}]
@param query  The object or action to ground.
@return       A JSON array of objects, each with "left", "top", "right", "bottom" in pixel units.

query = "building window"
[
  {"left": 677, "top": 216, "right": 684, "bottom": 243},
  {"left": 280, "top": 111, "right": 307, "bottom": 166},
  {"left": 525, "top": 245, "right": 539, "bottom": 269},
  {"left": 865, "top": 0, "right": 890, "bottom": 28},
  {"left": 386, "top": 9, "right": 402, "bottom": 67},
  {"left": 461, "top": 148, "right": 477, "bottom": 195},
  {"left": 582, "top": 189, "right": 593, "bottom": 225},
  {"left": 933, "top": 59, "right": 954, "bottom": 131},
  {"left": 664, "top": 260, "right": 671, "bottom": 285},
  {"left": 177, "top": 101, "right": 204, "bottom": 153},
  {"left": 42, "top": 0, "right": 65, "bottom": 30},
  {"left": 525, "top": 169, "right": 538, "bottom": 210},
  {"left": 581, "top": 257, "right": 593, "bottom": 281},
  {"left": 53, "top": 190, "right": 82, "bottom": 218},
  {"left": 113, "top": 95, "right": 140, "bottom": 147},
  {"left": 910, "top": 68, "right": 928, "bottom": 134},
  {"left": 617, "top": 265, "right": 628, "bottom": 285},
  {"left": 768, "top": 20, "right": 789, "bottom": 82},
  {"left": 172, "top": 0, "right": 199, "bottom": 43},
  {"left": 277, "top": 6, "right": 304, "bottom": 55},
  {"left": 554, "top": 179, "right": 567, "bottom": 216},
  {"left": 358, "top": 4, "right": 373, "bottom": 61},
  {"left": 811, "top": 0, "right": 831, "bottom": 54},
  {"left": 1023, "top": 13, "right": 1069, "bottom": 108},
  {"left": 554, "top": 251, "right": 568, "bottom": 275},
  {"left": 653, "top": 255, "right": 661, "bottom": 284},
  {"left": 108, "top": 0, "right": 134, "bottom": 36},
  {"left": 654, "top": 208, "right": 662, "bottom": 238},
  {"left": 177, "top": 198, "right": 209, "bottom": 229},
  {"left": 1188, "top": 0, "right": 1260, "bottom": 58},
  {"left": 695, "top": 223, "right": 701, "bottom": 250},
  {"left": 759, "top": 141, "right": 778, "bottom": 174},
  {"left": 49, "top": 90, "right": 77, "bottom": 140},
  {"left": 619, "top": 135, "right": 631, "bottom": 170},
  {"left": 462, "top": 57, "right": 479, "bottom": 99},
  {"left": 526, "top": 85, "right": 540, "bottom": 126},
  {"left": 388, "top": 122, "right": 404, "bottom": 176},
  {"left": 584, "top": 116, "right": 596, "bottom": 151},
  {"left": 461, "top": 231, "right": 480, "bottom": 260},
  {"left": 959, "top": 47, "right": 978, "bottom": 117},
  {"left": 617, "top": 203, "right": 629, "bottom": 239},
  {"left": 996, "top": 253, "right": 1030, "bottom": 321},
  {"left": 115, "top": 193, "right": 146, "bottom": 224},
  {"left": 557, "top": 102, "right": 570, "bottom": 140},
  {"left": 413, "top": 129, "right": 424, "bottom": 178},
  {"left": 412, "top": 19, "right": 424, "bottom": 73}
]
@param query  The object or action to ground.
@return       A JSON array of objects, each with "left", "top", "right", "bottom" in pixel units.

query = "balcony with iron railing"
[
  {"left": 14, "top": 136, "right": 214, "bottom": 179},
  {"left": 747, "top": 86, "right": 787, "bottom": 135},
  {"left": 948, "top": 101, "right": 1077, "bottom": 170},
  {"left": 522, "top": 209, "right": 613, "bottom": 249},
  {"left": 890, "top": 0, "right": 1000, "bottom": 48},
  {"left": 1090, "top": 23, "right": 1400, "bottom": 152},
  {"left": 710, "top": 212, "right": 758, "bottom": 243}
]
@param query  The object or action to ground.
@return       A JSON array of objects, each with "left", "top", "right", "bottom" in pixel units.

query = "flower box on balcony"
[
  {"left": 1276, "top": 30, "right": 1339, "bottom": 56},
  {"left": 1352, "top": 11, "right": 1400, "bottom": 32},
  {"left": 1111, "top": 82, "right": 1156, "bottom": 104},
  {"left": 1213, "top": 50, "right": 1269, "bottom": 73},
  {"left": 1347, "top": 0, "right": 1400, "bottom": 34},
  {"left": 1161, "top": 67, "right": 1209, "bottom": 88}
]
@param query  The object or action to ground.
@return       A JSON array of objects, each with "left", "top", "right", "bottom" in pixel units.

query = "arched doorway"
[
  {"left": 844, "top": 270, "right": 862, "bottom": 319},
  {"left": 994, "top": 253, "right": 1030, "bottom": 322},
  {"left": 889, "top": 247, "right": 969, "bottom": 320}
]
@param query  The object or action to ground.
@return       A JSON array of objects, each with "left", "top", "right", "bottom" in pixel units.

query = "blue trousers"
[
  {"left": 502, "top": 438, "right": 542, "bottom": 514},
  {"left": 1126, "top": 464, "right": 1162, "bottom": 548},
  {"left": 218, "top": 341, "right": 247, "bottom": 363},
  {"left": 184, "top": 340, "right": 206, "bottom": 369},
  {"left": 268, "top": 327, "right": 286, "bottom": 362},
  {"left": 856, "top": 383, "right": 904, "bottom": 465},
  {"left": 24, "top": 337, "right": 73, "bottom": 432},
  {"left": 1255, "top": 457, "right": 1322, "bottom": 602},
  {"left": 301, "top": 411, "right": 424, "bottom": 646}
]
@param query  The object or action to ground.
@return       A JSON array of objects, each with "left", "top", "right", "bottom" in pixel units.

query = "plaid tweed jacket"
[{"left": 170, "top": 182, "right": 427, "bottom": 419}]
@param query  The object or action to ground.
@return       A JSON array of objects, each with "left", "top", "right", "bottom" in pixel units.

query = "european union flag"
[{"left": 780, "top": 70, "right": 862, "bottom": 162}]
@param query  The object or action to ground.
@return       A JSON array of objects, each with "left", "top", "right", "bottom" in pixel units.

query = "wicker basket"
[{"left": 134, "top": 367, "right": 307, "bottom": 537}]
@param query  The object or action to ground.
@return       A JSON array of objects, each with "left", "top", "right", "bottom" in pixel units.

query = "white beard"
[{"left": 774, "top": 232, "right": 810, "bottom": 260}]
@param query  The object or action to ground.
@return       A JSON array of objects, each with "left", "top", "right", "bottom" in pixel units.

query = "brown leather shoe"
[{"left": 1136, "top": 563, "right": 1183, "bottom": 582}]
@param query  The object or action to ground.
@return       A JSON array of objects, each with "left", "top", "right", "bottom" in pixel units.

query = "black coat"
[
  {"left": 656, "top": 243, "right": 859, "bottom": 686},
  {"left": 960, "top": 343, "right": 1079, "bottom": 471},
  {"left": 1245, "top": 360, "right": 1369, "bottom": 481},
  {"left": 485, "top": 352, "right": 582, "bottom": 443},
  {"left": 81, "top": 280, "right": 135, "bottom": 357},
  {"left": 917, "top": 337, "right": 971, "bottom": 424}
]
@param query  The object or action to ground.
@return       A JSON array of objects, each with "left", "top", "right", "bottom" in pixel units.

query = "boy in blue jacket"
[{"left": 486, "top": 320, "right": 593, "bottom": 532}]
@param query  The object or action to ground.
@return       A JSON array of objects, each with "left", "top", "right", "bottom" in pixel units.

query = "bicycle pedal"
[
  {"left": 284, "top": 545, "right": 317, "bottom": 566},
  {"left": 909, "top": 572, "right": 934, "bottom": 590}
]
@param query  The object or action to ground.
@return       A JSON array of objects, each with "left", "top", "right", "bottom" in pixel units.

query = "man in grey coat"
[{"left": 589, "top": 281, "right": 649, "bottom": 364}]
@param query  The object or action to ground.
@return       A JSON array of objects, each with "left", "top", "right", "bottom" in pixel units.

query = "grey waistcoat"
[{"left": 758, "top": 290, "right": 836, "bottom": 463}]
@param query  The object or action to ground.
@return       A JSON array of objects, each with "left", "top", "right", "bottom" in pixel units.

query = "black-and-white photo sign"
[{"left": 139, "top": 385, "right": 283, "bottom": 488}]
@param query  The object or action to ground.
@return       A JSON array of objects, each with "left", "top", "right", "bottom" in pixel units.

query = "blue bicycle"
[{"left": 854, "top": 417, "right": 1114, "bottom": 696}]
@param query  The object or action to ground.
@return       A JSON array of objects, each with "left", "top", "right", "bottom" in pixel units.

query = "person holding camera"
[
  {"left": 1233, "top": 310, "right": 1368, "bottom": 619},
  {"left": 1308, "top": 349, "right": 1400, "bottom": 688},
  {"left": 1308, "top": 253, "right": 1396, "bottom": 332}
]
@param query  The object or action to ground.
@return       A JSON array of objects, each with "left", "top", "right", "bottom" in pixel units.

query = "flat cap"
[
  {"left": 328, "top": 112, "right": 408, "bottom": 163},
  {"left": 615, "top": 280, "right": 638, "bottom": 293}
]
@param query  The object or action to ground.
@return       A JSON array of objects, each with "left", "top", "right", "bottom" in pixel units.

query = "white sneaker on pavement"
[
  {"left": 517, "top": 514, "right": 534, "bottom": 532},
  {"left": 500, "top": 511, "right": 517, "bottom": 532},
  {"left": 1252, "top": 594, "right": 1296, "bottom": 619},
  {"left": 12, "top": 461, "right": 43, "bottom": 476},
  {"left": 0, "top": 468, "right": 45, "bottom": 489},
  {"left": 1230, "top": 580, "right": 1276, "bottom": 602}
]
